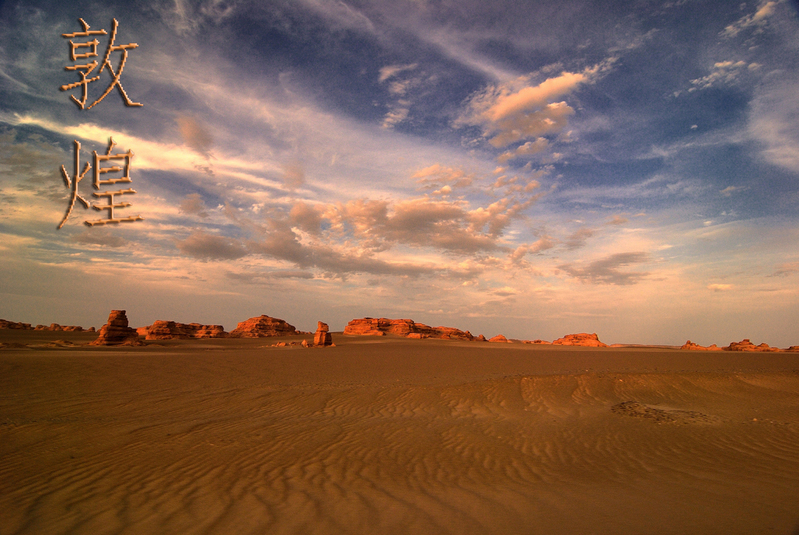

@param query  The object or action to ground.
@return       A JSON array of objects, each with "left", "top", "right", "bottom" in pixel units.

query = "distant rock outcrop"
[
  {"left": 343, "top": 318, "right": 474, "bottom": 340},
  {"left": 523, "top": 339, "right": 551, "bottom": 345},
  {"left": 314, "top": 321, "right": 333, "bottom": 347},
  {"left": 140, "top": 321, "right": 228, "bottom": 340},
  {"left": 488, "top": 334, "right": 510, "bottom": 343},
  {"left": 681, "top": 340, "right": 722, "bottom": 351},
  {"left": 90, "top": 310, "right": 143, "bottom": 346},
  {"left": 1, "top": 320, "right": 89, "bottom": 332},
  {"left": 723, "top": 339, "right": 781, "bottom": 352},
  {"left": 229, "top": 315, "right": 297, "bottom": 338},
  {"left": 552, "top": 333, "right": 607, "bottom": 347},
  {"left": 34, "top": 323, "right": 85, "bottom": 332},
  {"left": 0, "top": 319, "right": 33, "bottom": 330}
]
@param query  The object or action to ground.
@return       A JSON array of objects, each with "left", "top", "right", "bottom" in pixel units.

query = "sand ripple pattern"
[{"left": 2, "top": 355, "right": 799, "bottom": 535}]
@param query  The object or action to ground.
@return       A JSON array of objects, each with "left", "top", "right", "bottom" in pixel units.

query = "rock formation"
[
  {"left": 229, "top": 315, "right": 297, "bottom": 338},
  {"left": 523, "top": 339, "right": 551, "bottom": 345},
  {"left": 140, "top": 321, "right": 228, "bottom": 340},
  {"left": 90, "top": 310, "right": 143, "bottom": 346},
  {"left": 681, "top": 340, "right": 722, "bottom": 351},
  {"left": 343, "top": 318, "right": 474, "bottom": 340},
  {"left": 723, "top": 339, "right": 782, "bottom": 352},
  {"left": 552, "top": 333, "right": 608, "bottom": 347},
  {"left": 0, "top": 320, "right": 83, "bottom": 331},
  {"left": 488, "top": 334, "right": 510, "bottom": 343},
  {"left": 313, "top": 321, "right": 333, "bottom": 347}
]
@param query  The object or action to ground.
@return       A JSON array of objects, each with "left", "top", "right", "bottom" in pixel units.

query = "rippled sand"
[{"left": 2, "top": 331, "right": 799, "bottom": 534}]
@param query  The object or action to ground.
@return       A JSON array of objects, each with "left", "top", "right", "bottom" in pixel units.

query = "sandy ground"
[{"left": 2, "top": 330, "right": 799, "bottom": 535}]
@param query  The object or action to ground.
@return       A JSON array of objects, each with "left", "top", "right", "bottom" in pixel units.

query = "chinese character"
[
  {"left": 57, "top": 138, "right": 143, "bottom": 228},
  {"left": 60, "top": 18, "right": 142, "bottom": 110},
  {"left": 57, "top": 140, "right": 91, "bottom": 229}
]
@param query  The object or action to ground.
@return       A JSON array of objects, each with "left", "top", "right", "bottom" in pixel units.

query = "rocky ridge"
[
  {"left": 139, "top": 321, "right": 228, "bottom": 340},
  {"left": 552, "top": 333, "right": 608, "bottom": 347},
  {"left": 229, "top": 315, "right": 298, "bottom": 338},
  {"left": 344, "top": 318, "right": 475, "bottom": 340}
]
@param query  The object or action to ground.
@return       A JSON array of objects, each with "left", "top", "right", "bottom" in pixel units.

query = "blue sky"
[{"left": 1, "top": 0, "right": 798, "bottom": 345}]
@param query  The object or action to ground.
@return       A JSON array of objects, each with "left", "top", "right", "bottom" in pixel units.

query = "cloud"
[
  {"left": 719, "top": 186, "right": 746, "bottom": 197},
  {"left": 70, "top": 229, "right": 128, "bottom": 248},
  {"left": 379, "top": 63, "right": 418, "bottom": 83},
  {"left": 175, "top": 230, "right": 248, "bottom": 260},
  {"left": 510, "top": 236, "right": 556, "bottom": 262},
  {"left": 176, "top": 116, "right": 213, "bottom": 158},
  {"left": 379, "top": 64, "right": 421, "bottom": 128},
  {"left": 225, "top": 269, "right": 316, "bottom": 283},
  {"left": 412, "top": 164, "right": 474, "bottom": 190},
  {"left": 565, "top": 227, "right": 595, "bottom": 249},
  {"left": 296, "top": 0, "right": 377, "bottom": 33},
  {"left": 605, "top": 215, "right": 628, "bottom": 226},
  {"left": 707, "top": 283, "right": 733, "bottom": 291},
  {"left": 382, "top": 103, "right": 410, "bottom": 129},
  {"left": 721, "top": 1, "right": 781, "bottom": 38},
  {"left": 769, "top": 262, "right": 799, "bottom": 277},
  {"left": 179, "top": 193, "right": 209, "bottom": 218},
  {"left": 282, "top": 160, "right": 306, "bottom": 189},
  {"left": 457, "top": 63, "right": 611, "bottom": 151},
  {"left": 249, "top": 220, "right": 439, "bottom": 277},
  {"left": 689, "top": 61, "right": 753, "bottom": 91},
  {"left": 492, "top": 286, "right": 517, "bottom": 297},
  {"left": 748, "top": 79, "right": 799, "bottom": 173},
  {"left": 154, "top": 0, "right": 240, "bottom": 35},
  {"left": 497, "top": 137, "right": 549, "bottom": 163},
  {"left": 559, "top": 252, "right": 650, "bottom": 285},
  {"left": 459, "top": 70, "right": 589, "bottom": 148}
]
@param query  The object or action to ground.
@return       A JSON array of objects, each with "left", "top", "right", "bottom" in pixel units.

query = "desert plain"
[{"left": 2, "top": 328, "right": 799, "bottom": 535}]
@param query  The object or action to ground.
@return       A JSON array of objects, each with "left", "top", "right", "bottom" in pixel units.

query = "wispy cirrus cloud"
[{"left": 558, "top": 252, "right": 651, "bottom": 285}]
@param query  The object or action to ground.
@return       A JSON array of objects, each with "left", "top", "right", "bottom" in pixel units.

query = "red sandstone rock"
[
  {"left": 523, "top": 339, "right": 551, "bottom": 345},
  {"left": 488, "top": 334, "right": 510, "bottom": 343},
  {"left": 681, "top": 340, "right": 722, "bottom": 351},
  {"left": 474, "top": 334, "right": 487, "bottom": 342},
  {"left": 0, "top": 320, "right": 32, "bottom": 330},
  {"left": 723, "top": 339, "right": 782, "bottom": 352},
  {"left": 32, "top": 322, "right": 84, "bottom": 332},
  {"left": 343, "top": 318, "right": 474, "bottom": 340},
  {"left": 552, "top": 333, "right": 607, "bottom": 347},
  {"left": 188, "top": 323, "right": 227, "bottom": 338},
  {"left": 140, "top": 321, "right": 228, "bottom": 340},
  {"left": 90, "top": 310, "right": 143, "bottom": 346},
  {"left": 229, "top": 315, "right": 297, "bottom": 338},
  {"left": 314, "top": 321, "right": 333, "bottom": 347}
]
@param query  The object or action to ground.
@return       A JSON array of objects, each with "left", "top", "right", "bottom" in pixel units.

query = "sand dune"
[{"left": 2, "top": 332, "right": 799, "bottom": 534}]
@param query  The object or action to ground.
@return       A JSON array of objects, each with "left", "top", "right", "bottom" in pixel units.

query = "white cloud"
[
  {"left": 749, "top": 78, "right": 799, "bottom": 173},
  {"left": 689, "top": 61, "right": 752, "bottom": 91},
  {"left": 457, "top": 64, "right": 607, "bottom": 149},
  {"left": 722, "top": 1, "right": 782, "bottom": 38},
  {"left": 378, "top": 63, "right": 418, "bottom": 83}
]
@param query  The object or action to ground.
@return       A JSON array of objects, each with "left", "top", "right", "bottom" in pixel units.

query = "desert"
[{"left": 2, "top": 315, "right": 799, "bottom": 535}]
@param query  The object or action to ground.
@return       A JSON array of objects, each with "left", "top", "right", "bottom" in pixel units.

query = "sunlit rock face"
[
  {"left": 552, "top": 333, "right": 607, "bottom": 347},
  {"left": 314, "top": 321, "right": 332, "bottom": 347},
  {"left": 343, "top": 318, "right": 474, "bottom": 340},
  {"left": 141, "top": 321, "right": 228, "bottom": 340},
  {"left": 228, "top": 315, "right": 298, "bottom": 338},
  {"left": 91, "top": 310, "right": 143, "bottom": 346}
]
